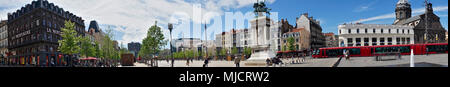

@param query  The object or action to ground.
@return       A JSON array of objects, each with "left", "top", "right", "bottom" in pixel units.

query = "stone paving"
[
  {"left": 338, "top": 54, "right": 448, "bottom": 67},
  {"left": 130, "top": 57, "right": 341, "bottom": 67}
]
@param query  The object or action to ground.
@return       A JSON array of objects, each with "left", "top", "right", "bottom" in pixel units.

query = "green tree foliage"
[
  {"left": 139, "top": 21, "right": 167, "bottom": 58},
  {"left": 231, "top": 47, "right": 238, "bottom": 55},
  {"left": 243, "top": 47, "right": 252, "bottom": 56},
  {"left": 219, "top": 48, "right": 228, "bottom": 59},
  {"left": 102, "top": 28, "right": 119, "bottom": 60},
  {"left": 94, "top": 41, "right": 103, "bottom": 58},
  {"left": 80, "top": 36, "right": 96, "bottom": 57},
  {"left": 58, "top": 20, "right": 81, "bottom": 55},
  {"left": 287, "top": 37, "right": 295, "bottom": 51}
]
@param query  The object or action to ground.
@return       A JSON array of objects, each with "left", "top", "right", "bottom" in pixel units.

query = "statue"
[{"left": 253, "top": 0, "right": 271, "bottom": 16}]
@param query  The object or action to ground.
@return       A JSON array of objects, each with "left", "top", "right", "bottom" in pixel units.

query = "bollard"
[{"left": 410, "top": 50, "right": 414, "bottom": 67}]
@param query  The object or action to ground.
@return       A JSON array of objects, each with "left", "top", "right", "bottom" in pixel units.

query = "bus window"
[{"left": 350, "top": 48, "right": 361, "bottom": 55}]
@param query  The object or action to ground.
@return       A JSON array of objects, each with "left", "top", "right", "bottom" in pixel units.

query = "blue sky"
[
  {"left": 0, "top": 0, "right": 448, "bottom": 49},
  {"left": 265, "top": 0, "right": 448, "bottom": 34}
]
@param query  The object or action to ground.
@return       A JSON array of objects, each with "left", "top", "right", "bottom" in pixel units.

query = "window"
[
  {"left": 402, "top": 38, "right": 406, "bottom": 44},
  {"left": 397, "top": 29, "right": 399, "bottom": 34},
  {"left": 339, "top": 30, "right": 341, "bottom": 34},
  {"left": 365, "top": 29, "right": 368, "bottom": 33},
  {"left": 407, "top": 38, "right": 410, "bottom": 44},
  {"left": 381, "top": 29, "right": 384, "bottom": 33},
  {"left": 396, "top": 38, "right": 401, "bottom": 45},
  {"left": 407, "top": 30, "right": 410, "bottom": 34},
  {"left": 380, "top": 38, "right": 385, "bottom": 45},
  {"left": 402, "top": 29, "right": 405, "bottom": 34},
  {"left": 356, "top": 38, "right": 361, "bottom": 46},
  {"left": 347, "top": 38, "right": 353, "bottom": 47},
  {"left": 348, "top": 29, "right": 351, "bottom": 34},
  {"left": 388, "top": 29, "right": 391, "bottom": 33},
  {"left": 388, "top": 38, "right": 392, "bottom": 45},
  {"left": 364, "top": 38, "right": 369, "bottom": 46},
  {"left": 357, "top": 29, "right": 360, "bottom": 34},
  {"left": 373, "top": 29, "right": 376, "bottom": 33}
]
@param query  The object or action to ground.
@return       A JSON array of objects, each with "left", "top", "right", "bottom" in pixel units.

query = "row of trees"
[
  {"left": 58, "top": 20, "right": 125, "bottom": 60},
  {"left": 217, "top": 47, "right": 253, "bottom": 59},
  {"left": 171, "top": 50, "right": 203, "bottom": 59}
]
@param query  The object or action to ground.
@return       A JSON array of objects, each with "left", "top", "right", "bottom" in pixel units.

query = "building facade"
[
  {"left": 393, "top": 0, "right": 447, "bottom": 44},
  {"left": 323, "top": 32, "right": 338, "bottom": 47},
  {"left": 128, "top": 42, "right": 141, "bottom": 57},
  {"left": 172, "top": 38, "right": 203, "bottom": 52},
  {"left": 0, "top": 20, "right": 8, "bottom": 56},
  {"left": 446, "top": 31, "right": 448, "bottom": 43},
  {"left": 7, "top": 0, "right": 85, "bottom": 65},
  {"left": 281, "top": 28, "right": 310, "bottom": 51},
  {"left": 338, "top": 24, "right": 414, "bottom": 47},
  {"left": 87, "top": 20, "right": 105, "bottom": 48},
  {"left": 296, "top": 13, "right": 325, "bottom": 50}
]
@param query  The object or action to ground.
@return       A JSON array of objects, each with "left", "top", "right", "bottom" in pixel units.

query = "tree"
[
  {"left": 80, "top": 36, "right": 96, "bottom": 57},
  {"left": 219, "top": 48, "right": 227, "bottom": 59},
  {"left": 231, "top": 47, "right": 238, "bottom": 55},
  {"left": 139, "top": 21, "right": 167, "bottom": 58},
  {"left": 287, "top": 37, "right": 295, "bottom": 51},
  {"left": 101, "top": 27, "right": 119, "bottom": 60},
  {"left": 58, "top": 20, "right": 81, "bottom": 55},
  {"left": 94, "top": 41, "right": 103, "bottom": 58},
  {"left": 243, "top": 47, "right": 252, "bottom": 58}
]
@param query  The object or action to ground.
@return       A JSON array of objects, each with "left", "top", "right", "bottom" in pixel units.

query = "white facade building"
[
  {"left": 214, "top": 16, "right": 281, "bottom": 52},
  {"left": 338, "top": 24, "right": 414, "bottom": 47}
]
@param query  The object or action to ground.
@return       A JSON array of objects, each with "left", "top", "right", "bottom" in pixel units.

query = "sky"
[{"left": 0, "top": 0, "right": 448, "bottom": 49}]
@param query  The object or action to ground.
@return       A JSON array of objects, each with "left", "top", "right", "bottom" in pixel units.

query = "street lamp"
[{"left": 168, "top": 23, "right": 174, "bottom": 67}]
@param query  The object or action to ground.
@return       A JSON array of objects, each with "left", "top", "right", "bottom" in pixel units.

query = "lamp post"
[{"left": 168, "top": 23, "right": 174, "bottom": 67}]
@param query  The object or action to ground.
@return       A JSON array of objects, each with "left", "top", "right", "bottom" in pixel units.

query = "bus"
[{"left": 313, "top": 43, "right": 448, "bottom": 58}]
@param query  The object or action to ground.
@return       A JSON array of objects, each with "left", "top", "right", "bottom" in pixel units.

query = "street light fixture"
[{"left": 168, "top": 23, "right": 174, "bottom": 67}]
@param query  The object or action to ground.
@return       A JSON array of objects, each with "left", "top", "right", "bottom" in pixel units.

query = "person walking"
[
  {"left": 186, "top": 58, "right": 190, "bottom": 67},
  {"left": 343, "top": 49, "right": 349, "bottom": 60},
  {"left": 345, "top": 50, "right": 350, "bottom": 60},
  {"left": 203, "top": 58, "right": 209, "bottom": 67},
  {"left": 171, "top": 58, "right": 175, "bottom": 67},
  {"left": 234, "top": 57, "right": 241, "bottom": 67},
  {"left": 266, "top": 58, "right": 271, "bottom": 67}
]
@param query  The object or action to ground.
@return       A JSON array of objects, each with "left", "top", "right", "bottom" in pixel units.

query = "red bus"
[{"left": 312, "top": 43, "right": 448, "bottom": 58}]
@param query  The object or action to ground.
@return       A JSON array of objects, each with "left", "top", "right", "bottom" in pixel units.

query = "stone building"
[
  {"left": 393, "top": 0, "right": 447, "bottom": 43},
  {"left": 296, "top": 13, "right": 325, "bottom": 50},
  {"left": 338, "top": 24, "right": 414, "bottom": 47},
  {"left": 0, "top": 20, "right": 7, "bottom": 56},
  {"left": 323, "top": 32, "right": 338, "bottom": 47},
  {"left": 281, "top": 28, "right": 310, "bottom": 51},
  {"left": 7, "top": 0, "right": 85, "bottom": 65}
]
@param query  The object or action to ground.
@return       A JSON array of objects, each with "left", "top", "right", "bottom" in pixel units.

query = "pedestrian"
[
  {"left": 171, "top": 58, "right": 175, "bottom": 67},
  {"left": 266, "top": 58, "right": 271, "bottom": 67},
  {"left": 345, "top": 50, "right": 350, "bottom": 60},
  {"left": 186, "top": 58, "right": 190, "bottom": 67},
  {"left": 398, "top": 48, "right": 402, "bottom": 59},
  {"left": 343, "top": 49, "right": 348, "bottom": 60},
  {"left": 234, "top": 57, "right": 241, "bottom": 67},
  {"left": 203, "top": 58, "right": 209, "bottom": 67}
]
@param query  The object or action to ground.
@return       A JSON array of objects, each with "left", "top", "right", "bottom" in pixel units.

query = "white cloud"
[
  {"left": 0, "top": 0, "right": 276, "bottom": 47},
  {"left": 351, "top": 6, "right": 448, "bottom": 23},
  {"left": 353, "top": 0, "right": 378, "bottom": 12}
]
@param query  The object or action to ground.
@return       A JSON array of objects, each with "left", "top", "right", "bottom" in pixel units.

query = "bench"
[{"left": 374, "top": 52, "right": 402, "bottom": 61}]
